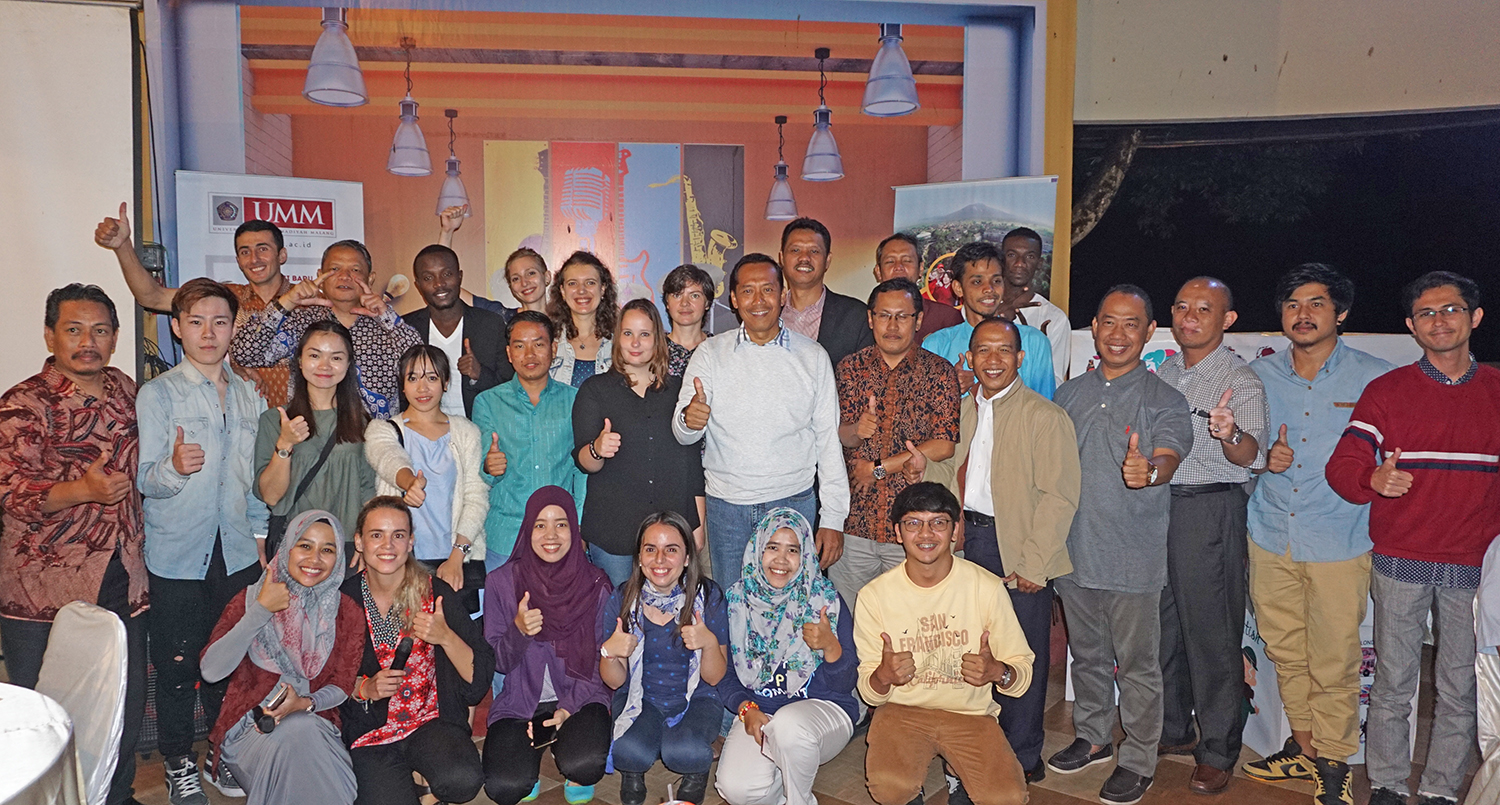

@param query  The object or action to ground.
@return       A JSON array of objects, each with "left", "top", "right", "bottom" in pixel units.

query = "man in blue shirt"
[
  {"left": 921, "top": 241, "right": 1055, "bottom": 399},
  {"left": 136, "top": 278, "right": 269, "bottom": 802},
  {"left": 1243, "top": 265, "right": 1393, "bottom": 804}
]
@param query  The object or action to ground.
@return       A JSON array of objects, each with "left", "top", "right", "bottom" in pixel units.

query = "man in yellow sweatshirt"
[{"left": 855, "top": 482, "right": 1035, "bottom": 805}]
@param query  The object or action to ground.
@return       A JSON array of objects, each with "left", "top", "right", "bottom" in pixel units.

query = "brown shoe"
[{"left": 1188, "top": 764, "right": 1231, "bottom": 794}]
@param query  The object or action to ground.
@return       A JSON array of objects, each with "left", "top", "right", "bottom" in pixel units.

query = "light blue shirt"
[
  {"left": 472, "top": 377, "right": 585, "bottom": 560},
  {"left": 406, "top": 429, "right": 457, "bottom": 562},
  {"left": 922, "top": 318, "right": 1056, "bottom": 400},
  {"left": 1248, "top": 340, "right": 1394, "bottom": 562},
  {"left": 136, "top": 360, "right": 268, "bottom": 579}
]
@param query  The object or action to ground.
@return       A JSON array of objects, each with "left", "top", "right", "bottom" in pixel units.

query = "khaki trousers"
[
  {"left": 1247, "top": 541, "right": 1370, "bottom": 760},
  {"left": 864, "top": 703, "right": 1027, "bottom": 805}
]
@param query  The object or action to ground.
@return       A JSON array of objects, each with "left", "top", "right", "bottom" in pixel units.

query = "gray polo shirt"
[{"left": 1055, "top": 363, "right": 1194, "bottom": 593}]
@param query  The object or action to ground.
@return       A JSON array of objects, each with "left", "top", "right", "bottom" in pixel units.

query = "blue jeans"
[
  {"left": 609, "top": 695, "right": 724, "bottom": 775},
  {"left": 588, "top": 544, "right": 636, "bottom": 588},
  {"left": 705, "top": 487, "right": 817, "bottom": 586}
]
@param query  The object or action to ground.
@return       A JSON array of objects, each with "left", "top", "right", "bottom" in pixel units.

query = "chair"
[{"left": 36, "top": 601, "right": 128, "bottom": 805}]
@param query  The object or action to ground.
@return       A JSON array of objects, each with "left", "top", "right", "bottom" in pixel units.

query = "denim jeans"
[
  {"left": 705, "top": 487, "right": 816, "bottom": 586},
  {"left": 588, "top": 543, "right": 636, "bottom": 588}
]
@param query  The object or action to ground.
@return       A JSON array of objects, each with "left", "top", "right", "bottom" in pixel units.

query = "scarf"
[
  {"left": 245, "top": 510, "right": 347, "bottom": 687},
  {"left": 607, "top": 582, "right": 706, "bottom": 773},
  {"left": 505, "top": 486, "right": 612, "bottom": 681},
  {"left": 726, "top": 507, "right": 840, "bottom": 696}
]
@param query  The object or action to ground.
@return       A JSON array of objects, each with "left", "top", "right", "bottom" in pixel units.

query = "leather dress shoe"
[{"left": 1189, "top": 763, "right": 1231, "bottom": 794}]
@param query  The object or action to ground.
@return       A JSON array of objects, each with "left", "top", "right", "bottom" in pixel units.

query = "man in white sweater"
[{"left": 673, "top": 253, "right": 850, "bottom": 584}]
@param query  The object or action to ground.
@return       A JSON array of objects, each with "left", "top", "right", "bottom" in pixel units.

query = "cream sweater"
[{"left": 363, "top": 415, "right": 489, "bottom": 551}]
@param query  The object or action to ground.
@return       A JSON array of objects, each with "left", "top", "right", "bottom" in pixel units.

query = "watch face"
[{"left": 873, "top": 465, "right": 887, "bottom": 480}]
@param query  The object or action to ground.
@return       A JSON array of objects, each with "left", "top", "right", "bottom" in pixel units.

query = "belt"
[
  {"left": 963, "top": 510, "right": 995, "bottom": 528},
  {"left": 1170, "top": 482, "right": 1238, "bottom": 497}
]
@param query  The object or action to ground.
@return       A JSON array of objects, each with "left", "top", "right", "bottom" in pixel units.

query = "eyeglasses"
[
  {"left": 1413, "top": 305, "right": 1470, "bottom": 321},
  {"left": 898, "top": 516, "right": 952, "bottom": 533},
  {"left": 873, "top": 312, "right": 917, "bottom": 324}
]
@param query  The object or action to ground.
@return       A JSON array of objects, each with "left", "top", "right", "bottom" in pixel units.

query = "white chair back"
[{"left": 35, "top": 601, "right": 128, "bottom": 805}]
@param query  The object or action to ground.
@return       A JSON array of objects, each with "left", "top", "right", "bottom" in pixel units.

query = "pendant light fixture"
[
  {"left": 386, "top": 37, "right": 431, "bottom": 177},
  {"left": 765, "top": 115, "right": 798, "bottom": 221},
  {"left": 801, "top": 47, "right": 844, "bottom": 182},
  {"left": 435, "top": 109, "right": 471, "bottom": 216},
  {"left": 862, "top": 23, "right": 920, "bottom": 117},
  {"left": 302, "top": 7, "right": 367, "bottom": 107}
]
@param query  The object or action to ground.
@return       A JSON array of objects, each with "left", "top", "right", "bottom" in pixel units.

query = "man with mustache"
[
  {"left": 779, "top": 217, "right": 874, "bottom": 368},
  {"left": 0, "top": 284, "right": 149, "bottom": 805},
  {"left": 870, "top": 233, "right": 960, "bottom": 345}
]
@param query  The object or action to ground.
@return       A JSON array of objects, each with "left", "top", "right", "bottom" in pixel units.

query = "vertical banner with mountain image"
[
  {"left": 681, "top": 145, "right": 745, "bottom": 334},
  {"left": 892, "top": 176, "right": 1059, "bottom": 308}
]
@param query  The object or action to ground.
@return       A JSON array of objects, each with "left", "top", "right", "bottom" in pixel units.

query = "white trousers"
[
  {"left": 1468, "top": 649, "right": 1500, "bottom": 805},
  {"left": 714, "top": 699, "right": 853, "bottom": 805}
]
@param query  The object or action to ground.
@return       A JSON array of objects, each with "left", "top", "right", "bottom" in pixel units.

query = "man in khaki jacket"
[{"left": 912, "top": 316, "right": 1080, "bottom": 784}]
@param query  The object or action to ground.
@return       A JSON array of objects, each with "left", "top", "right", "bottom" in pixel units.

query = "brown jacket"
[{"left": 925, "top": 383, "right": 1080, "bottom": 585}]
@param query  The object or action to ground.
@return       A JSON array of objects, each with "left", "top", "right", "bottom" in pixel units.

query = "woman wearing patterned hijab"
[
  {"left": 200, "top": 510, "right": 366, "bottom": 805},
  {"left": 715, "top": 508, "right": 859, "bottom": 805}
]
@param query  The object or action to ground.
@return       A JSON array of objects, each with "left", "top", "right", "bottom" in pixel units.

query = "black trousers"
[
  {"left": 148, "top": 533, "right": 261, "bottom": 759},
  {"left": 482, "top": 701, "right": 611, "bottom": 805},
  {"left": 961, "top": 515, "right": 1053, "bottom": 771},
  {"left": 350, "top": 719, "right": 485, "bottom": 805},
  {"left": 1160, "top": 486, "right": 1250, "bottom": 771},
  {"left": 0, "top": 551, "right": 146, "bottom": 805}
]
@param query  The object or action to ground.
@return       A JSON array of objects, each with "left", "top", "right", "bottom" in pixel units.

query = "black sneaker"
[
  {"left": 619, "top": 771, "right": 646, "bottom": 805},
  {"left": 1416, "top": 796, "right": 1457, "bottom": 805},
  {"left": 1098, "top": 766, "right": 1153, "bottom": 805},
  {"left": 1312, "top": 757, "right": 1354, "bottom": 805},
  {"left": 1047, "top": 737, "right": 1114, "bottom": 774},
  {"left": 1368, "top": 788, "right": 1407, "bottom": 805},
  {"left": 945, "top": 773, "right": 972, "bottom": 805},
  {"left": 1024, "top": 760, "right": 1046, "bottom": 784},
  {"left": 203, "top": 754, "right": 246, "bottom": 798},
  {"left": 163, "top": 754, "right": 208, "bottom": 805},
  {"left": 1242, "top": 735, "right": 1315, "bottom": 781}
]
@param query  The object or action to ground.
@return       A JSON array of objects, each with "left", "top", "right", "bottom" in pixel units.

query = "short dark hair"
[
  {"left": 969, "top": 316, "right": 1022, "bottom": 352},
  {"left": 1097, "top": 283, "right": 1154, "bottom": 323},
  {"left": 868, "top": 277, "right": 924, "bottom": 314},
  {"left": 876, "top": 232, "right": 920, "bottom": 263},
  {"left": 1002, "top": 227, "right": 1044, "bottom": 251},
  {"left": 1180, "top": 275, "right": 1235, "bottom": 311},
  {"left": 889, "top": 481, "right": 961, "bottom": 524},
  {"left": 234, "top": 219, "right": 284, "bottom": 252},
  {"left": 172, "top": 277, "right": 240, "bottom": 321},
  {"left": 413, "top": 244, "right": 459, "bottom": 273},
  {"left": 397, "top": 343, "right": 451, "bottom": 411},
  {"left": 728, "top": 253, "right": 783, "bottom": 294},
  {"left": 1402, "top": 270, "right": 1481, "bottom": 316},
  {"left": 661, "top": 264, "right": 717, "bottom": 328},
  {"left": 46, "top": 284, "right": 119, "bottom": 330},
  {"left": 1274, "top": 263, "right": 1354, "bottom": 316},
  {"left": 508, "top": 309, "right": 557, "bottom": 343},
  {"left": 325, "top": 239, "right": 372, "bottom": 271},
  {"left": 950, "top": 241, "right": 1002, "bottom": 283},
  {"left": 780, "top": 217, "right": 831, "bottom": 253}
]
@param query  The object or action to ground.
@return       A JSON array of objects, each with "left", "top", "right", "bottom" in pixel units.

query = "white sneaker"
[{"left": 163, "top": 755, "right": 208, "bottom": 805}]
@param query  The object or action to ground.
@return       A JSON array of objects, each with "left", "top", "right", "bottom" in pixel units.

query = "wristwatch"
[
  {"left": 1146, "top": 463, "right": 1160, "bottom": 486},
  {"left": 872, "top": 462, "right": 888, "bottom": 481},
  {"left": 998, "top": 664, "right": 1015, "bottom": 689},
  {"left": 275, "top": 446, "right": 292, "bottom": 460},
  {"left": 1224, "top": 426, "right": 1244, "bottom": 446},
  {"left": 457, "top": 542, "right": 472, "bottom": 559}
]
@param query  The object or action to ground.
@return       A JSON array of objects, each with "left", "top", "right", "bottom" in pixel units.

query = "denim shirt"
[
  {"left": 1247, "top": 340, "right": 1394, "bottom": 562},
  {"left": 136, "top": 360, "right": 269, "bottom": 579}
]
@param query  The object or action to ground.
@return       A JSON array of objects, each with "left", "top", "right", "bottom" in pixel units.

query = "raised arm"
[{"left": 96, "top": 203, "right": 177, "bottom": 312}]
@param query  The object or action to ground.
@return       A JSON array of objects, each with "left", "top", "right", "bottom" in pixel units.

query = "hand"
[
  {"left": 955, "top": 354, "right": 977, "bottom": 397},
  {"left": 94, "top": 202, "right": 132, "bottom": 251},
  {"left": 541, "top": 707, "right": 571, "bottom": 730},
  {"left": 1001, "top": 572, "right": 1045, "bottom": 594},
  {"left": 257, "top": 538, "right": 268, "bottom": 569},
  {"left": 411, "top": 596, "right": 455, "bottom": 647},
  {"left": 602, "top": 617, "right": 639, "bottom": 659},
  {"left": 1208, "top": 388, "right": 1236, "bottom": 442},
  {"left": 349, "top": 549, "right": 365, "bottom": 572},
  {"left": 436, "top": 552, "right": 465, "bottom": 590},
  {"left": 439, "top": 205, "right": 467, "bottom": 235},
  {"left": 856, "top": 395, "right": 879, "bottom": 441},
  {"left": 1121, "top": 432, "right": 1151, "bottom": 489},
  {"left": 875, "top": 632, "right": 916, "bottom": 688},
  {"left": 742, "top": 708, "right": 770, "bottom": 745},
  {"left": 514, "top": 591, "right": 543, "bottom": 636},
  {"left": 256, "top": 559, "right": 290, "bottom": 613},
  {"left": 683, "top": 377, "right": 711, "bottom": 430},
  {"left": 485, "top": 433, "right": 508, "bottom": 476},
  {"left": 232, "top": 364, "right": 271, "bottom": 400},
  {"left": 850, "top": 459, "right": 876, "bottom": 494},
  {"left": 457, "top": 338, "right": 481, "bottom": 380},
  {"left": 279, "top": 268, "right": 335, "bottom": 310},
  {"left": 402, "top": 469, "right": 427, "bottom": 508},
  {"left": 594, "top": 418, "right": 621, "bottom": 459},
  {"left": 171, "top": 425, "right": 205, "bottom": 476},
  {"left": 365, "top": 667, "right": 407, "bottom": 700},
  {"left": 1371, "top": 448, "right": 1413, "bottom": 498},
  {"left": 902, "top": 440, "right": 927, "bottom": 484},
  {"left": 266, "top": 690, "right": 314, "bottom": 722},
  {"left": 801, "top": 606, "right": 837, "bottom": 653},
  {"left": 814, "top": 527, "right": 844, "bottom": 569},
  {"left": 681, "top": 611, "right": 718, "bottom": 652},
  {"left": 351, "top": 276, "right": 387, "bottom": 318},
  {"left": 960, "top": 631, "right": 1007, "bottom": 687},
  {"left": 277, "top": 406, "right": 310, "bottom": 450},
  {"left": 1266, "top": 424, "right": 1294, "bottom": 474},
  {"left": 81, "top": 446, "right": 132, "bottom": 505}
]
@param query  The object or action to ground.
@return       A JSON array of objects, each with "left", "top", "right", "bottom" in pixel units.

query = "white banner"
[{"left": 1068, "top": 329, "right": 1424, "bottom": 379}]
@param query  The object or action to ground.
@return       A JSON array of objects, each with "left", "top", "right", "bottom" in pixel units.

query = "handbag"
[{"left": 264, "top": 432, "right": 340, "bottom": 556}]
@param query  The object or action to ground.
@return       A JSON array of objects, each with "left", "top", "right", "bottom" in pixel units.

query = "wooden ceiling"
[{"left": 242, "top": 7, "right": 965, "bottom": 124}]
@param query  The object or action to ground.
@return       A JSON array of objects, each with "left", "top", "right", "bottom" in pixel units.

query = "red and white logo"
[{"left": 242, "top": 197, "right": 335, "bottom": 232}]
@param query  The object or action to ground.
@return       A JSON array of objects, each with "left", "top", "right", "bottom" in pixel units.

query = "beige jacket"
[
  {"left": 925, "top": 383, "right": 1080, "bottom": 585},
  {"left": 364, "top": 415, "right": 490, "bottom": 552}
]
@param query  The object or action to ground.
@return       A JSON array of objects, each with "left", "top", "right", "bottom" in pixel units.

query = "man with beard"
[
  {"left": 779, "top": 217, "right": 874, "bottom": 368},
  {"left": 401, "top": 244, "right": 513, "bottom": 417}
]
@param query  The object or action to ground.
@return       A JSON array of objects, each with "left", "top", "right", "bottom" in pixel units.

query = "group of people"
[{"left": 0, "top": 205, "right": 1493, "bottom": 805}]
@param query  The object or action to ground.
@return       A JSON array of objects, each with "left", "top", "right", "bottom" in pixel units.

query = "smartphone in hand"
[{"left": 530, "top": 713, "right": 558, "bottom": 749}]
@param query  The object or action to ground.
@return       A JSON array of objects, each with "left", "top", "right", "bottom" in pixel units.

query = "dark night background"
[{"left": 1068, "top": 124, "right": 1500, "bottom": 360}]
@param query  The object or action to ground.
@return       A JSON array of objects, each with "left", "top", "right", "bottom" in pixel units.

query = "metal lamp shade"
[
  {"left": 765, "top": 161, "right": 798, "bottom": 220},
  {"left": 436, "top": 157, "right": 471, "bottom": 216},
  {"left": 801, "top": 106, "right": 844, "bottom": 181},
  {"left": 302, "top": 9, "right": 367, "bottom": 107},
  {"left": 387, "top": 96, "right": 431, "bottom": 176},
  {"left": 862, "top": 25, "right": 919, "bottom": 116}
]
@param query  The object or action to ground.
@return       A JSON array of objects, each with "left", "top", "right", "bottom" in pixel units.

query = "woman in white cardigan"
[{"left": 364, "top": 345, "right": 488, "bottom": 610}]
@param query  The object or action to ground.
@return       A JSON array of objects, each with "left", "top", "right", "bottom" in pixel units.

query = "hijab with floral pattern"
[{"left": 244, "top": 510, "right": 347, "bottom": 683}]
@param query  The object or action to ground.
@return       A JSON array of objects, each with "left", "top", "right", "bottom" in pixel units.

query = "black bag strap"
[
  {"left": 390, "top": 419, "right": 405, "bottom": 449},
  {"left": 288, "top": 430, "right": 340, "bottom": 509}
]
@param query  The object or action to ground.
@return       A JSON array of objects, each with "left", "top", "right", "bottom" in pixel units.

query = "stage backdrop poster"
[
  {"left": 892, "top": 176, "right": 1059, "bottom": 307},
  {"left": 620, "top": 143, "right": 684, "bottom": 306},
  {"left": 176, "top": 171, "right": 364, "bottom": 286}
]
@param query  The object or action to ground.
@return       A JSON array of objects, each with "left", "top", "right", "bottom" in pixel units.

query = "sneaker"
[
  {"left": 945, "top": 770, "right": 972, "bottom": 805},
  {"left": 1313, "top": 757, "right": 1354, "bottom": 805},
  {"left": 164, "top": 755, "right": 208, "bottom": 805},
  {"left": 1047, "top": 737, "right": 1114, "bottom": 774},
  {"left": 564, "top": 781, "right": 595, "bottom": 804},
  {"left": 619, "top": 771, "right": 647, "bottom": 805},
  {"left": 521, "top": 781, "right": 541, "bottom": 802},
  {"left": 1416, "top": 796, "right": 1458, "bottom": 805},
  {"left": 1368, "top": 788, "right": 1407, "bottom": 805},
  {"left": 1242, "top": 736, "right": 1315, "bottom": 781},
  {"left": 1099, "top": 767, "right": 1153, "bottom": 805}
]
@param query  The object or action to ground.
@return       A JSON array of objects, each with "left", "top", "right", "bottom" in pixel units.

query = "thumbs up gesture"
[
  {"left": 172, "top": 425, "right": 206, "bottom": 476},
  {"left": 902, "top": 440, "right": 928, "bottom": 484},
  {"left": 82, "top": 445, "right": 131, "bottom": 505},
  {"left": 875, "top": 632, "right": 916, "bottom": 688},
  {"left": 801, "top": 606, "right": 839, "bottom": 658},
  {"left": 960, "top": 630, "right": 1009, "bottom": 687},
  {"left": 1266, "top": 424, "right": 1295, "bottom": 474},
  {"left": 856, "top": 395, "right": 880, "bottom": 441},
  {"left": 256, "top": 558, "right": 291, "bottom": 613},
  {"left": 94, "top": 202, "right": 132, "bottom": 251},
  {"left": 412, "top": 596, "right": 454, "bottom": 647},
  {"left": 955, "top": 353, "right": 977, "bottom": 397},
  {"left": 1209, "top": 388, "right": 1237, "bottom": 442},
  {"left": 402, "top": 469, "right": 427, "bottom": 508},
  {"left": 1121, "top": 432, "right": 1152, "bottom": 489},
  {"left": 683, "top": 377, "right": 711, "bottom": 431},
  {"left": 681, "top": 610, "right": 718, "bottom": 652},
  {"left": 485, "top": 433, "right": 507, "bottom": 477},
  {"left": 593, "top": 418, "right": 621, "bottom": 459},
  {"left": 1371, "top": 448, "right": 1413, "bottom": 498},
  {"left": 514, "top": 591, "right": 543, "bottom": 637},
  {"left": 458, "top": 338, "right": 481, "bottom": 380},
  {"left": 276, "top": 406, "right": 310, "bottom": 452},
  {"left": 602, "top": 617, "right": 639, "bottom": 660}
]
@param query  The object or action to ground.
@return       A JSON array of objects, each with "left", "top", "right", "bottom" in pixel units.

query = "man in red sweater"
[{"left": 1326, "top": 271, "right": 1499, "bottom": 805}]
